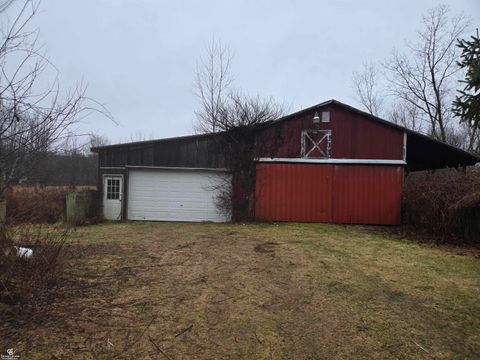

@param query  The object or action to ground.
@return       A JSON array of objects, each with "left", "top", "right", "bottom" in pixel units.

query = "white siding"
[{"left": 127, "top": 169, "right": 230, "bottom": 222}]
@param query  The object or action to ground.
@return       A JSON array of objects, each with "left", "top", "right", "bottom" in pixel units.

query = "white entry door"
[
  {"left": 127, "top": 169, "right": 231, "bottom": 222},
  {"left": 103, "top": 175, "right": 123, "bottom": 220}
]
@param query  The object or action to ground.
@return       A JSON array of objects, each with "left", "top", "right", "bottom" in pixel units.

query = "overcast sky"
[{"left": 18, "top": 0, "right": 480, "bottom": 143}]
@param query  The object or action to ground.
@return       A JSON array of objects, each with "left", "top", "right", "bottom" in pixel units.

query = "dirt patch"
[{"left": 254, "top": 241, "right": 279, "bottom": 253}]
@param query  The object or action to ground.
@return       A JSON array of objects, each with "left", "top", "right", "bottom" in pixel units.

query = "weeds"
[
  {"left": 5, "top": 186, "right": 68, "bottom": 224},
  {"left": 0, "top": 224, "right": 70, "bottom": 314},
  {"left": 403, "top": 167, "right": 480, "bottom": 244}
]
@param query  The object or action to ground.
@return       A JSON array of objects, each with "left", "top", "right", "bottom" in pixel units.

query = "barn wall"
[
  {"left": 255, "top": 104, "right": 404, "bottom": 160},
  {"left": 255, "top": 163, "right": 403, "bottom": 225},
  {"left": 96, "top": 136, "right": 225, "bottom": 219},
  {"left": 98, "top": 136, "right": 224, "bottom": 169}
]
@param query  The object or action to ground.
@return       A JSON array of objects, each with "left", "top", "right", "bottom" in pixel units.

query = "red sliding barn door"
[
  {"left": 331, "top": 165, "right": 402, "bottom": 225},
  {"left": 255, "top": 163, "right": 403, "bottom": 225},
  {"left": 255, "top": 163, "right": 333, "bottom": 222}
]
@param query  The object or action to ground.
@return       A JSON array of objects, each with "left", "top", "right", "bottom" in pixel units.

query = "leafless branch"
[
  {"left": 0, "top": 0, "right": 16, "bottom": 13},
  {"left": 0, "top": 1, "right": 113, "bottom": 190},
  {"left": 351, "top": 62, "right": 384, "bottom": 116},
  {"left": 384, "top": 4, "right": 469, "bottom": 142},
  {"left": 389, "top": 99, "right": 424, "bottom": 132},
  {"left": 193, "top": 39, "right": 286, "bottom": 219},
  {"left": 194, "top": 37, "right": 233, "bottom": 133}
]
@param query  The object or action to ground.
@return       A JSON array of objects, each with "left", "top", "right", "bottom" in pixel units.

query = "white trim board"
[
  {"left": 255, "top": 158, "right": 407, "bottom": 165},
  {"left": 125, "top": 165, "right": 229, "bottom": 172}
]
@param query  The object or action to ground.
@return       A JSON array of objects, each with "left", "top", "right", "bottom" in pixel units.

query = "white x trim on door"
[{"left": 301, "top": 130, "right": 332, "bottom": 158}]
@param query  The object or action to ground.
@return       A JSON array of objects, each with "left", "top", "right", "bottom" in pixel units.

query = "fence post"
[{"left": 66, "top": 191, "right": 96, "bottom": 225}]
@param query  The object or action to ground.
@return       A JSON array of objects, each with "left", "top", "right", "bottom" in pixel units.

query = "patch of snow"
[{"left": 15, "top": 246, "right": 33, "bottom": 258}]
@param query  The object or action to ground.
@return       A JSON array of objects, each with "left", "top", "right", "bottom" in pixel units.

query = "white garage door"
[{"left": 127, "top": 168, "right": 231, "bottom": 222}]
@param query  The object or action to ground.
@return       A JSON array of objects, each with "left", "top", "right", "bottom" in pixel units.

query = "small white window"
[
  {"left": 106, "top": 178, "right": 120, "bottom": 200},
  {"left": 322, "top": 111, "right": 330, "bottom": 123}
]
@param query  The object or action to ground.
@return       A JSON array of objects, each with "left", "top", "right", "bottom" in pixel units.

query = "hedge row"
[
  {"left": 402, "top": 167, "right": 480, "bottom": 244},
  {"left": 5, "top": 186, "right": 69, "bottom": 224}
]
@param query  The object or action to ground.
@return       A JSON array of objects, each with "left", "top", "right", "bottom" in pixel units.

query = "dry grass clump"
[
  {"left": 5, "top": 186, "right": 69, "bottom": 224},
  {"left": 0, "top": 225, "right": 69, "bottom": 316}
]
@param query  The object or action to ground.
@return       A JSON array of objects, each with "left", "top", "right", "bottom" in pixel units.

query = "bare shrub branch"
[
  {"left": 0, "top": 224, "right": 70, "bottom": 310},
  {"left": 211, "top": 92, "right": 285, "bottom": 219}
]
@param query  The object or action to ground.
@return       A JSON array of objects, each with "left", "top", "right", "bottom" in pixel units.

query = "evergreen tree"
[{"left": 453, "top": 31, "right": 480, "bottom": 127}]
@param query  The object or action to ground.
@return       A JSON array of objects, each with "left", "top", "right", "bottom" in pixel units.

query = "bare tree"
[
  {"left": 127, "top": 130, "right": 155, "bottom": 143},
  {"left": 460, "top": 122, "right": 480, "bottom": 154},
  {"left": 351, "top": 62, "right": 384, "bottom": 116},
  {"left": 215, "top": 91, "right": 284, "bottom": 131},
  {"left": 194, "top": 39, "right": 284, "bottom": 133},
  {"left": 194, "top": 38, "right": 233, "bottom": 133},
  {"left": 384, "top": 4, "right": 469, "bottom": 142},
  {"left": 389, "top": 99, "right": 423, "bottom": 132},
  {"left": 0, "top": 1, "right": 111, "bottom": 191},
  {"left": 194, "top": 40, "right": 285, "bottom": 219},
  {"left": 61, "top": 135, "right": 82, "bottom": 188},
  {"left": 89, "top": 133, "right": 109, "bottom": 151},
  {"left": 210, "top": 92, "right": 285, "bottom": 220}
]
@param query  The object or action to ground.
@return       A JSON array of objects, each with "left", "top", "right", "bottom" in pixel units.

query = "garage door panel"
[{"left": 128, "top": 169, "right": 230, "bottom": 222}]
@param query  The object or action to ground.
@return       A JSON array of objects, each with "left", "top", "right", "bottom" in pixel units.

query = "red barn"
[{"left": 92, "top": 100, "right": 478, "bottom": 225}]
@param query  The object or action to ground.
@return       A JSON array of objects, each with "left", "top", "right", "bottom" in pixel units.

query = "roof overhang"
[
  {"left": 92, "top": 99, "right": 480, "bottom": 170},
  {"left": 405, "top": 131, "right": 478, "bottom": 171},
  {"left": 90, "top": 132, "right": 222, "bottom": 152}
]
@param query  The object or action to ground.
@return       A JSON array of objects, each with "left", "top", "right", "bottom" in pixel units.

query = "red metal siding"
[
  {"left": 255, "top": 163, "right": 403, "bottom": 225},
  {"left": 255, "top": 163, "right": 333, "bottom": 222},
  {"left": 255, "top": 104, "right": 404, "bottom": 160},
  {"left": 332, "top": 165, "right": 402, "bottom": 225}
]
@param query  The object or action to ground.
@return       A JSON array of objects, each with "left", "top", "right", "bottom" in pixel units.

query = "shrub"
[
  {"left": 0, "top": 224, "right": 69, "bottom": 313},
  {"left": 402, "top": 167, "right": 480, "bottom": 243}
]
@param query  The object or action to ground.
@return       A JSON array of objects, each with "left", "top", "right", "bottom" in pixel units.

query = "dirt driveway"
[{"left": 1, "top": 222, "right": 479, "bottom": 359}]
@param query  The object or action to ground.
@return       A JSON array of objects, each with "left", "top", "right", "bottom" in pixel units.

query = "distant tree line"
[
  {"left": 16, "top": 150, "right": 97, "bottom": 187},
  {"left": 3, "top": 133, "right": 109, "bottom": 187}
]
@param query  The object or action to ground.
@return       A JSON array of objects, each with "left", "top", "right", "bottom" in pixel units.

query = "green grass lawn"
[{"left": 2, "top": 222, "right": 479, "bottom": 359}]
